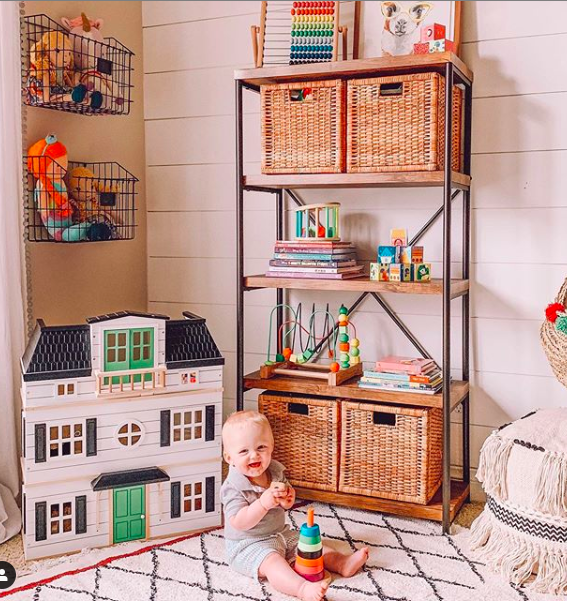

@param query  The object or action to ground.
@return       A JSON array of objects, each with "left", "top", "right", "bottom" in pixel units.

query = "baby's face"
[{"left": 223, "top": 422, "right": 274, "bottom": 480}]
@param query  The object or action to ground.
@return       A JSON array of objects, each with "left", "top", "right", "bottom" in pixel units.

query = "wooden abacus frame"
[
  {"left": 251, "top": 1, "right": 350, "bottom": 68},
  {"left": 260, "top": 360, "right": 362, "bottom": 386}
]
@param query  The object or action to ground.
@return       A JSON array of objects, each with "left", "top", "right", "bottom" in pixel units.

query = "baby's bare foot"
[
  {"left": 298, "top": 579, "right": 329, "bottom": 601},
  {"left": 338, "top": 547, "right": 369, "bottom": 577}
]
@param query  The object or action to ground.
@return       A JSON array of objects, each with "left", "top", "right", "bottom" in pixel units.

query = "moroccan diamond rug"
[{"left": 1, "top": 503, "right": 558, "bottom": 601}]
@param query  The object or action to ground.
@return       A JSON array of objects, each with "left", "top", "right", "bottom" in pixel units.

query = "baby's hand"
[
  {"left": 279, "top": 485, "right": 296, "bottom": 509},
  {"left": 259, "top": 488, "right": 280, "bottom": 511},
  {"left": 270, "top": 481, "right": 289, "bottom": 499}
]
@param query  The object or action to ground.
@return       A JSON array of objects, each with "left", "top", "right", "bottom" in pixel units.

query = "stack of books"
[
  {"left": 266, "top": 240, "right": 365, "bottom": 280},
  {"left": 359, "top": 355, "right": 443, "bottom": 395}
]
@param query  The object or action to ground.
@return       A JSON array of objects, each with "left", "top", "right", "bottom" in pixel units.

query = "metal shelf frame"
[{"left": 235, "top": 60, "right": 473, "bottom": 533}]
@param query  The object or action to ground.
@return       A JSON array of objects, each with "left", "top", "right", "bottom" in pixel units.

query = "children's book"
[
  {"left": 266, "top": 269, "right": 364, "bottom": 280},
  {"left": 362, "top": 370, "right": 440, "bottom": 384},
  {"left": 268, "top": 265, "right": 363, "bottom": 274},
  {"left": 358, "top": 381, "right": 441, "bottom": 395},
  {"left": 375, "top": 356, "right": 436, "bottom": 375},
  {"left": 273, "top": 252, "right": 357, "bottom": 261},
  {"left": 270, "top": 259, "right": 357, "bottom": 268}
]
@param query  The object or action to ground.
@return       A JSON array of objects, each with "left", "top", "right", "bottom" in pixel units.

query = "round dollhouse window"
[{"left": 116, "top": 421, "right": 144, "bottom": 447}]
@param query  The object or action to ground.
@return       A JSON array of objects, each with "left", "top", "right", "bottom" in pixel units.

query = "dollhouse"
[{"left": 20, "top": 310, "right": 224, "bottom": 560}]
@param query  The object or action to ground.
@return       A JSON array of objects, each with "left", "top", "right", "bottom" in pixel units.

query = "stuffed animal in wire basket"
[
  {"left": 27, "top": 135, "right": 89, "bottom": 242},
  {"left": 67, "top": 166, "right": 121, "bottom": 240},
  {"left": 61, "top": 13, "right": 105, "bottom": 70},
  {"left": 27, "top": 32, "right": 75, "bottom": 104}
]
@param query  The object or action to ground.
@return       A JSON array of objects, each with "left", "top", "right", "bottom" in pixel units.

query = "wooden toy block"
[
  {"left": 370, "top": 262, "right": 380, "bottom": 281},
  {"left": 413, "top": 42, "right": 430, "bottom": 55},
  {"left": 400, "top": 246, "right": 411, "bottom": 264},
  {"left": 378, "top": 245, "right": 398, "bottom": 264},
  {"left": 390, "top": 228, "right": 408, "bottom": 246},
  {"left": 402, "top": 264, "right": 413, "bottom": 282},
  {"left": 379, "top": 264, "right": 390, "bottom": 281},
  {"left": 389, "top": 263, "right": 401, "bottom": 282},
  {"left": 411, "top": 246, "right": 424, "bottom": 264},
  {"left": 420, "top": 23, "right": 446, "bottom": 43},
  {"left": 429, "top": 39, "right": 454, "bottom": 53},
  {"left": 414, "top": 263, "right": 432, "bottom": 282}
]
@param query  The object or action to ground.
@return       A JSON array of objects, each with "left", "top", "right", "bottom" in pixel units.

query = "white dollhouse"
[{"left": 20, "top": 310, "right": 224, "bottom": 560}]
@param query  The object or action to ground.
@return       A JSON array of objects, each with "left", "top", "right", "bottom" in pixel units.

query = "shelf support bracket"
[{"left": 409, "top": 189, "right": 461, "bottom": 247}]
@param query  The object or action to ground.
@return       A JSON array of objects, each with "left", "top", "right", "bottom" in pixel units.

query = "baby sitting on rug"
[{"left": 221, "top": 411, "right": 368, "bottom": 601}]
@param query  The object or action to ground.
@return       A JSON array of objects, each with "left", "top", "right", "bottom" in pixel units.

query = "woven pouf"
[{"left": 470, "top": 408, "right": 567, "bottom": 594}]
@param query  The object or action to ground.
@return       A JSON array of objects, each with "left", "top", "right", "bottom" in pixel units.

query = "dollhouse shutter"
[
  {"left": 205, "top": 476, "right": 215, "bottom": 513},
  {"left": 205, "top": 405, "right": 215, "bottom": 441},
  {"left": 86, "top": 418, "right": 97, "bottom": 456},
  {"left": 75, "top": 495, "right": 87, "bottom": 534},
  {"left": 170, "top": 482, "right": 181, "bottom": 518},
  {"left": 160, "top": 410, "right": 171, "bottom": 447},
  {"left": 34, "top": 423, "right": 46, "bottom": 463},
  {"left": 35, "top": 501, "right": 47, "bottom": 541}
]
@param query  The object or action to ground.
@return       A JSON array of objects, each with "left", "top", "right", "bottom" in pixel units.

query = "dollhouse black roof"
[
  {"left": 21, "top": 320, "right": 92, "bottom": 382},
  {"left": 165, "top": 311, "right": 224, "bottom": 369},
  {"left": 22, "top": 312, "right": 223, "bottom": 382}
]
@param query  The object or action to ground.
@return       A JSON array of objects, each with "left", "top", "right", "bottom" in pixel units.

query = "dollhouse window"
[
  {"left": 49, "top": 422, "right": 84, "bottom": 458},
  {"left": 116, "top": 421, "right": 144, "bottom": 447},
  {"left": 182, "top": 481, "right": 204, "bottom": 514},
  {"left": 57, "top": 383, "right": 76, "bottom": 396},
  {"left": 50, "top": 501, "right": 73, "bottom": 535},
  {"left": 171, "top": 408, "right": 204, "bottom": 443}
]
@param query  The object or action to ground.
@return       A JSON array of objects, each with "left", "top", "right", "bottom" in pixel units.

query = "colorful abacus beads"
[
  {"left": 290, "top": 1, "right": 335, "bottom": 65},
  {"left": 294, "top": 508, "right": 325, "bottom": 582},
  {"left": 338, "top": 305, "right": 361, "bottom": 369}
]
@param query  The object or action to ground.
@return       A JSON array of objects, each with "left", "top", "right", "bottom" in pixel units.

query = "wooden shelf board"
[
  {"left": 244, "top": 276, "right": 469, "bottom": 300},
  {"left": 295, "top": 480, "right": 470, "bottom": 522},
  {"left": 244, "top": 171, "right": 470, "bottom": 190},
  {"left": 235, "top": 52, "right": 473, "bottom": 86},
  {"left": 244, "top": 372, "right": 469, "bottom": 411}
]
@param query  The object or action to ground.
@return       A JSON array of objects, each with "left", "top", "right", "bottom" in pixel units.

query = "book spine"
[
  {"left": 375, "top": 362, "right": 433, "bottom": 375},
  {"left": 358, "top": 383, "right": 437, "bottom": 395},
  {"left": 268, "top": 266, "right": 348, "bottom": 274},
  {"left": 266, "top": 271, "right": 357, "bottom": 280},
  {"left": 362, "top": 371, "right": 435, "bottom": 384},
  {"left": 270, "top": 259, "right": 356, "bottom": 268},
  {"left": 360, "top": 378, "right": 438, "bottom": 390},
  {"left": 273, "top": 253, "right": 356, "bottom": 261}
]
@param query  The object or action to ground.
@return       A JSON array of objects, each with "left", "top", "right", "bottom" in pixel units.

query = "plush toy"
[
  {"left": 27, "top": 32, "right": 75, "bottom": 104},
  {"left": 67, "top": 166, "right": 119, "bottom": 240},
  {"left": 71, "top": 69, "right": 123, "bottom": 110},
  {"left": 61, "top": 13, "right": 105, "bottom": 70},
  {"left": 27, "top": 135, "right": 89, "bottom": 242}
]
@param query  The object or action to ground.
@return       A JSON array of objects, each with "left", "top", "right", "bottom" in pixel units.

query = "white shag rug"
[{"left": 1, "top": 502, "right": 562, "bottom": 601}]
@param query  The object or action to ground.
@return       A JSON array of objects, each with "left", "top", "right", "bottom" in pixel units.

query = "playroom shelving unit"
[{"left": 234, "top": 52, "right": 473, "bottom": 532}]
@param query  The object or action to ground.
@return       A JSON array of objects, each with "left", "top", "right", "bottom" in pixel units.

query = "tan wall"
[{"left": 23, "top": 0, "right": 147, "bottom": 326}]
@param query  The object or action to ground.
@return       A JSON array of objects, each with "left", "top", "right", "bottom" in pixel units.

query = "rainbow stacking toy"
[{"left": 294, "top": 508, "right": 329, "bottom": 583}]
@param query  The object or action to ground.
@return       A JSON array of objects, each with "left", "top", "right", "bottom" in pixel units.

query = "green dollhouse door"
[
  {"left": 104, "top": 328, "right": 154, "bottom": 384},
  {"left": 130, "top": 328, "right": 154, "bottom": 382},
  {"left": 104, "top": 330, "right": 129, "bottom": 385},
  {"left": 113, "top": 485, "right": 146, "bottom": 543}
]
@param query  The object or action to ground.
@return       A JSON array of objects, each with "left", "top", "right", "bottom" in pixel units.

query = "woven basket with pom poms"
[{"left": 541, "top": 278, "right": 567, "bottom": 388}]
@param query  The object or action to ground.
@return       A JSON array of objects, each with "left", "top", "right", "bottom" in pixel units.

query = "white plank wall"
[{"left": 142, "top": 2, "right": 567, "bottom": 501}]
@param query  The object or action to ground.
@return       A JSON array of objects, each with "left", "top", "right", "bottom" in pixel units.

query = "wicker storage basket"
[
  {"left": 259, "top": 392, "right": 339, "bottom": 491},
  {"left": 339, "top": 401, "right": 443, "bottom": 504},
  {"left": 261, "top": 80, "right": 345, "bottom": 174},
  {"left": 347, "top": 72, "right": 462, "bottom": 173},
  {"left": 541, "top": 279, "right": 567, "bottom": 388}
]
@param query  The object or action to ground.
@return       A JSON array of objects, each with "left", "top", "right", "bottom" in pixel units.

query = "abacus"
[
  {"left": 251, "top": 1, "right": 345, "bottom": 68},
  {"left": 289, "top": 2, "right": 339, "bottom": 65}
]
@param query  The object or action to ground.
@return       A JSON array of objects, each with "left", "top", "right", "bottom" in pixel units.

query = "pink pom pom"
[{"left": 546, "top": 303, "right": 565, "bottom": 323}]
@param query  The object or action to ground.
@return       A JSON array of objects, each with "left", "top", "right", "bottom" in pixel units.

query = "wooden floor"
[{"left": 296, "top": 481, "right": 470, "bottom": 523}]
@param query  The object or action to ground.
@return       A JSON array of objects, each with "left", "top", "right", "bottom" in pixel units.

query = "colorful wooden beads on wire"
[
  {"left": 338, "top": 305, "right": 361, "bottom": 368},
  {"left": 294, "top": 508, "right": 325, "bottom": 582},
  {"left": 290, "top": 1, "right": 335, "bottom": 65}
]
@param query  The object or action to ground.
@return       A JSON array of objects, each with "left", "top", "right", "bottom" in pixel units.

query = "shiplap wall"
[{"left": 142, "top": 1, "right": 567, "bottom": 499}]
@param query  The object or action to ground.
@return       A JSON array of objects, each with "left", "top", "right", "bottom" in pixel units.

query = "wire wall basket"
[
  {"left": 24, "top": 154, "right": 138, "bottom": 243},
  {"left": 21, "top": 14, "right": 133, "bottom": 116}
]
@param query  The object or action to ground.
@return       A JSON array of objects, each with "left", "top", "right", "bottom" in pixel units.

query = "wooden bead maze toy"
[
  {"left": 295, "top": 202, "right": 340, "bottom": 241},
  {"left": 261, "top": 303, "right": 362, "bottom": 385},
  {"left": 294, "top": 507, "right": 331, "bottom": 583}
]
